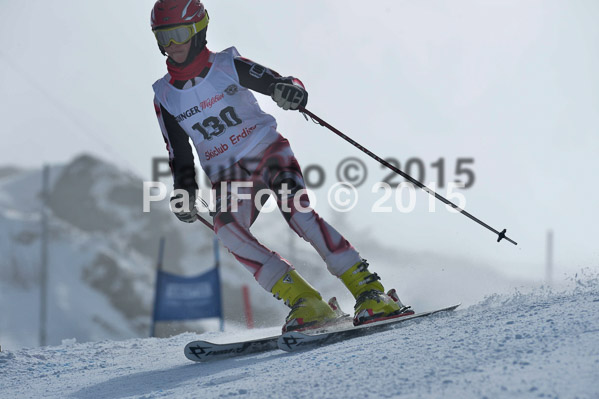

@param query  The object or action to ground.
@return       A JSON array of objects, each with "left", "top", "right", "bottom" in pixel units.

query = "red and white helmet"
[
  {"left": 151, "top": 0, "right": 207, "bottom": 30},
  {"left": 151, "top": 0, "right": 209, "bottom": 61}
]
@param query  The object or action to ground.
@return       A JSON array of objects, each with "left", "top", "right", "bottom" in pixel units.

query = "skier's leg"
[
  {"left": 212, "top": 167, "right": 292, "bottom": 292},
  {"left": 261, "top": 136, "right": 361, "bottom": 277},
  {"left": 262, "top": 135, "right": 413, "bottom": 324},
  {"left": 212, "top": 172, "right": 336, "bottom": 331}
]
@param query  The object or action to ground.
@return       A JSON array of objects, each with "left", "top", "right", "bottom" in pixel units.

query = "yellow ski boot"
[
  {"left": 340, "top": 259, "right": 413, "bottom": 325},
  {"left": 271, "top": 270, "right": 338, "bottom": 332}
]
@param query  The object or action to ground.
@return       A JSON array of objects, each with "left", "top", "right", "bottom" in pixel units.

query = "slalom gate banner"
[{"left": 153, "top": 267, "right": 222, "bottom": 322}]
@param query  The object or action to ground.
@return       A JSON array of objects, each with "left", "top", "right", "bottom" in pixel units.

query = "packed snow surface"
[{"left": 1, "top": 274, "right": 598, "bottom": 399}]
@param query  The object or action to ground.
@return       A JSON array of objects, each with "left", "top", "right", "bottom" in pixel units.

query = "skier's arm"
[
  {"left": 233, "top": 57, "right": 308, "bottom": 110},
  {"left": 153, "top": 98, "right": 199, "bottom": 196}
]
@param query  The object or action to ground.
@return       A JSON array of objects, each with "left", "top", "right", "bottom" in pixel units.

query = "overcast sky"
[{"left": 1, "top": 0, "right": 598, "bottom": 281}]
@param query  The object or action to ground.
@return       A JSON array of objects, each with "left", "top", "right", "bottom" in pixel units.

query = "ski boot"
[
  {"left": 340, "top": 259, "right": 414, "bottom": 325},
  {"left": 271, "top": 270, "right": 338, "bottom": 332}
]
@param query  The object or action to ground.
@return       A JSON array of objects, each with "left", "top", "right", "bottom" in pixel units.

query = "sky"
[{"left": 1, "top": 0, "right": 598, "bottom": 281}]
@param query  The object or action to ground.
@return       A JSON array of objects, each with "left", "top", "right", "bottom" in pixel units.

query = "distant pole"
[
  {"left": 546, "top": 230, "right": 553, "bottom": 286},
  {"left": 150, "top": 237, "right": 166, "bottom": 338},
  {"left": 214, "top": 236, "right": 224, "bottom": 332},
  {"left": 242, "top": 285, "right": 254, "bottom": 329},
  {"left": 39, "top": 165, "right": 49, "bottom": 347}
]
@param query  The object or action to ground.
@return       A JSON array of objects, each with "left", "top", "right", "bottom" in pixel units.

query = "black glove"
[
  {"left": 170, "top": 191, "right": 198, "bottom": 223},
  {"left": 270, "top": 82, "right": 308, "bottom": 110}
]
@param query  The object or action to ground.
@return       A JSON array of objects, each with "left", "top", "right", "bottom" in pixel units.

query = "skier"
[{"left": 150, "top": 0, "right": 413, "bottom": 331}]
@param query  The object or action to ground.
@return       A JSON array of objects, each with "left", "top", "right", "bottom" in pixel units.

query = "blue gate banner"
[{"left": 153, "top": 267, "right": 222, "bottom": 322}]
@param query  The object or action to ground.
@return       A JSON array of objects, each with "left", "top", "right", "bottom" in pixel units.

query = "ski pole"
[
  {"left": 195, "top": 214, "right": 214, "bottom": 230},
  {"left": 194, "top": 198, "right": 215, "bottom": 230},
  {"left": 299, "top": 106, "right": 517, "bottom": 246}
]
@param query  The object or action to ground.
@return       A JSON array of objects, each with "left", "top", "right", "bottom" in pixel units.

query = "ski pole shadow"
[{"left": 70, "top": 351, "right": 287, "bottom": 399}]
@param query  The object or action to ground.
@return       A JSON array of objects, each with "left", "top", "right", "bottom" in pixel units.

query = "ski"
[
  {"left": 184, "top": 334, "right": 281, "bottom": 362},
  {"left": 277, "top": 303, "right": 460, "bottom": 352},
  {"left": 184, "top": 315, "right": 352, "bottom": 362},
  {"left": 184, "top": 298, "right": 352, "bottom": 362}
]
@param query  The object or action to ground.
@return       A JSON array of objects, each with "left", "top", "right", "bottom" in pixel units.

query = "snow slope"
[{"left": 1, "top": 272, "right": 597, "bottom": 399}]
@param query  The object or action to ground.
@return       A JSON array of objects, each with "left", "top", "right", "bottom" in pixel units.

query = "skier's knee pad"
[{"left": 272, "top": 171, "right": 305, "bottom": 199}]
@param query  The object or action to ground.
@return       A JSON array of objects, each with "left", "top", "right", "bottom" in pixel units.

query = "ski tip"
[
  {"left": 184, "top": 342, "right": 205, "bottom": 362},
  {"left": 442, "top": 303, "right": 461, "bottom": 312},
  {"left": 184, "top": 340, "right": 218, "bottom": 362}
]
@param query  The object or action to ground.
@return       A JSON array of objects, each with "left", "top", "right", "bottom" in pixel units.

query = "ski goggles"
[{"left": 153, "top": 15, "right": 209, "bottom": 47}]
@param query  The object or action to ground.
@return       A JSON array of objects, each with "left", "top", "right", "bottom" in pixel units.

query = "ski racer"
[{"left": 150, "top": 0, "right": 413, "bottom": 331}]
